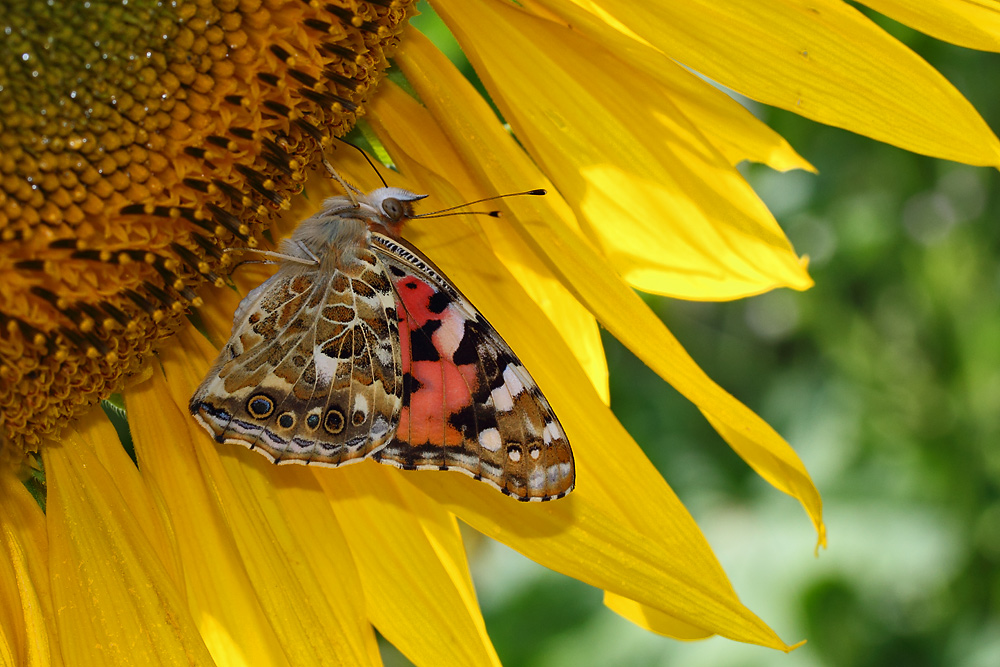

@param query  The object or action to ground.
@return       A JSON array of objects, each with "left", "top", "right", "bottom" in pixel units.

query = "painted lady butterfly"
[{"left": 189, "top": 167, "right": 575, "bottom": 501}]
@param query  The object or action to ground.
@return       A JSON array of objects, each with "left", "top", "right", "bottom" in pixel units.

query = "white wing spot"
[
  {"left": 481, "top": 461, "right": 502, "bottom": 478},
  {"left": 314, "top": 347, "right": 338, "bottom": 384},
  {"left": 370, "top": 415, "right": 392, "bottom": 441},
  {"left": 491, "top": 386, "right": 514, "bottom": 412},
  {"left": 529, "top": 445, "right": 541, "bottom": 460},
  {"left": 478, "top": 427, "right": 502, "bottom": 452},
  {"left": 353, "top": 393, "right": 369, "bottom": 416},
  {"left": 508, "top": 447, "right": 521, "bottom": 463},
  {"left": 374, "top": 345, "right": 394, "bottom": 366},
  {"left": 528, "top": 467, "right": 546, "bottom": 491},
  {"left": 542, "top": 421, "right": 562, "bottom": 444},
  {"left": 434, "top": 308, "right": 465, "bottom": 358},
  {"left": 502, "top": 364, "right": 526, "bottom": 397},
  {"left": 449, "top": 451, "right": 480, "bottom": 468},
  {"left": 548, "top": 462, "right": 572, "bottom": 484}
]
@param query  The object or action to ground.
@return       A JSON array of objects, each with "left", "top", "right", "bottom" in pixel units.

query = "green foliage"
[{"left": 101, "top": 394, "right": 136, "bottom": 465}]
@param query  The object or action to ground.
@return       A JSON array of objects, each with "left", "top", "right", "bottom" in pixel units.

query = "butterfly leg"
[
  {"left": 321, "top": 157, "right": 364, "bottom": 205},
  {"left": 223, "top": 247, "right": 320, "bottom": 267}
]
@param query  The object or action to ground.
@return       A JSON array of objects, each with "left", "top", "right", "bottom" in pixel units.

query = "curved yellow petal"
[
  {"left": 153, "top": 326, "right": 380, "bottom": 667},
  {"left": 428, "top": 1, "right": 811, "bottom": 300},
  {"left": 0, "top": 548, "right": 22, "bottom": 667},
  {"left": 646, "top": 63, "right": 816, "bottom": 173},
  {"left": 549, "top": 0, "right": 1000, "bottom": 165},
  {"left": 126, "top": 371, "right": 292, "bottom": 667},
  {"left": 320, "top": 463, "right": 502, "bottom": 667},
  {"left": 365, "top": 83, "right": 609, "bottom": 401},
  {"left": 43, "top": 410, "right": 216, "bottom": 665},
  {"left": 603, "top": 593, "right": 714, "bottom": 641},
  {"left": 0, "top": 471, "right": 60, "bottom": 667},
  {"left": 702, "top": 412, "right": 826, "bottom": 549},
  {"left": 391, "top": 25, "right": 824, "bottom": 541},
  {"left": 520, "top": 0, "right": 815, "bottom": 173},
  {"left": 859, "top": 0, "right": 1000, "bottom": 52}
]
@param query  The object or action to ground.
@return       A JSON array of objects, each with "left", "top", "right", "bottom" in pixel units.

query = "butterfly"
[{"left": 189, "top": 166, "right": 575, "bottom": 501}]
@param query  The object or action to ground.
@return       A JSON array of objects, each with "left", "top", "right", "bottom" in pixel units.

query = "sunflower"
[{"left": 3, "top": 0, "right": 998, "bottom": 664}]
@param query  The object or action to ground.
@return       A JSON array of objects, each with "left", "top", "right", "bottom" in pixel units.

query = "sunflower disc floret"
[{"left": 0, "top": 0, "right": 414, "bottom": 464}]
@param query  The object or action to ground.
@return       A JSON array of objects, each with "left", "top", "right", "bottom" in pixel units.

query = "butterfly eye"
[
  {"left": 381, "top": 197, "right": 405, "bottom": 220},
  {"left": 247, "top": 394, "right": 274, "bottom": 419},
  {"left": 324, "top": 408, "right": 345, "bottom": 435}
]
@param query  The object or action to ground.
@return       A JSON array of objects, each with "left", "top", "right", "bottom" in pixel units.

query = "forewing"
[
  {"left": 189, "top": 254, "right": 402, "bottom": 465},
  {"left": 370, "top": 233, "right": 575, "bottom": 501}
]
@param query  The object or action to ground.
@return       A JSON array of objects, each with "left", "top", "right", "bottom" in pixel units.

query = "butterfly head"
[{"left": 365, "top": 187, "right": 429, "bottom": 234}]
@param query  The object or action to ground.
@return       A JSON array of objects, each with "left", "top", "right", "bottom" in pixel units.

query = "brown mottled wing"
[
  {"left": 189, "top": 253, "right": 402, "bottom": 465},
  {"left": 368, "top": 232, "right": 575, "bottom": 501}
]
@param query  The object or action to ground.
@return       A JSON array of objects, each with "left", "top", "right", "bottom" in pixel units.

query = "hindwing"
[{"left": 189, "top": 250, "right": 403, "bottom": 465}]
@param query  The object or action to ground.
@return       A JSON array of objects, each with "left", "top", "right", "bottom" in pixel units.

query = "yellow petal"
[
  {"left": 43, "top": 410, "right": 216, "bottom": 665},
  {"left": 551, "top": 0, "right": 1000, "bottom": 165},
  {"left": 126, "top": 370, "right": 292, "bottom": 667},
  {"left": 392, "top": 25, "right": 824, "bottom": 542},
  {"left": 0, "top": 552, "right": 21, "bottom": 666},
  {"left": 231, "top": 454, "right": 380, "bottom": 667},
  {"left": 604, "top": 592, "right": 714, "bottom": 641},
  {"left": 520, "top": 0, "right": 815, "bottom": 173},
  {"left": 646, "top": 62, "right": 815, "bottom": 173},
  {"left": 0, "top": 471, "right": 60, "bottom": 667},
  {"left": 153, "top": 327, "right": 380, "bottom": 667},
  {"left": 428, "top": 1, "right": 812, "bottom": 299},
  {"left": 366, "top": 83, "right": 610, "bottom": 401},
  {"left": 320, "top": 463, "right": 501, "bottom": 667},
  {"left": 859, "top": 0, "right": 1000, "bottom": 52},
  {"left": 703, "top": 412, "right": 826, "bottom": 547}
]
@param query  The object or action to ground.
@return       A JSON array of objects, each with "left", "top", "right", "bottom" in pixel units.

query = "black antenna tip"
[
  {"left": 488, "top": 210, "right": 502, "bottom": 218},
  {"left": 527, "top": 188, "right": 547, "bottom": 196}
]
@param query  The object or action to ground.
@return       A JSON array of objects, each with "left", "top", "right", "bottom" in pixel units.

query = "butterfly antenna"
[
  {"left": 333, "top": 136, "right": 388, "bottom": 188},
  {"left": 412, "top": 189, "right": 547, "bottom": 219}
]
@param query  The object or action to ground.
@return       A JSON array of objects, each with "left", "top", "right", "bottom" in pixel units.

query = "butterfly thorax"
[
  {"left": 281, "top": 188, "right": 426, "bottom": 272},
  {"left": 280, "top": 202, "right": 374, "bottom": 274}
]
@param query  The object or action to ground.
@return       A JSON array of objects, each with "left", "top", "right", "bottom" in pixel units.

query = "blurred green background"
[{"left": 395, "top": 4, "right": 1000, "bottom": 667}]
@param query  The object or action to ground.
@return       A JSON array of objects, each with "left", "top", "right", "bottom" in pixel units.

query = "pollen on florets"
[{"left": 0, "top": 0, "right": 415, "bottom": 462}]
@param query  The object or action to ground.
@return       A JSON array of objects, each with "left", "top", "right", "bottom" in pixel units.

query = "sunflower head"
[{"left": 0, "top": 0, "right": 414, "bottom": 465}]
